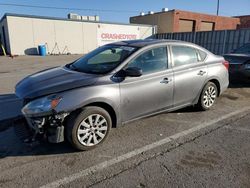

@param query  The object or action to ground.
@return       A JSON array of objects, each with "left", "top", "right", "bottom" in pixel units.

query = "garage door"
[
  {"left": 200, "top": 22, "right": 214, "bottom": 31},
  {"left": 179, "top": 19, "right": 195, "bottom": 32}
]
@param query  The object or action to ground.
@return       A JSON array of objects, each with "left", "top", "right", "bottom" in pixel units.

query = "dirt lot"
[{"left": 0, "top": 55, "right": 250, "bottom": 187}]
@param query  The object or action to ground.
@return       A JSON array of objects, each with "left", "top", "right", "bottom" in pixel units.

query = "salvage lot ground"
[{"left": 0, "top": 55, "right": 250, "bottom": 187}]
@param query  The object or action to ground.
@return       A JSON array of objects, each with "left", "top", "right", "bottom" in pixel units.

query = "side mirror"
[{"left": 124, "top": 67, "right": 142, "bottom": 77}]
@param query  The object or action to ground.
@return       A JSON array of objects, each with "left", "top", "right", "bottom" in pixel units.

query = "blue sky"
[{"left": 0, "top": 0, "right": 249, "bottom": 23}]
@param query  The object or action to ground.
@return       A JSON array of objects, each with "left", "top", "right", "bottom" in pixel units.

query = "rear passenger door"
[{"left": 170, "top": 45, "right": 208, "bottom": 106}]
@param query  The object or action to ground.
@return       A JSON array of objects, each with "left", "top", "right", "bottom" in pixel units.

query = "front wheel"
[
  {"left": 197, "top": 82, "right": 218, "bottom": 111},
  {"left": 66, "top": 107, "right": 111, "bottom": 151}
]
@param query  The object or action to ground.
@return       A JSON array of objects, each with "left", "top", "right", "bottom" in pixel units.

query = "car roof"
[
  {"left": 110, "top": 39, "right": 187, "bottom": 48},
  {"left": 108, "top": 39, "right": 212, "bottom": 55}
]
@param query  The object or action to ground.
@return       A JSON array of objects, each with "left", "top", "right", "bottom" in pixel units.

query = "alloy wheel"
[
  {"left": 77, "top": 114, "right": 108, "bottom": 146},
  {"left": 203, "top": 85, "right": 217, "bottom": 108}
]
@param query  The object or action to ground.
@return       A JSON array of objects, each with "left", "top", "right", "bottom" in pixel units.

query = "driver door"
[{"left": 119, "top": 46, "right": 174, "bottom": 122}]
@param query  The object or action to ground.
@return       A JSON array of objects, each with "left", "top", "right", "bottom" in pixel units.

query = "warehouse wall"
[
  {"left": 83, "top": 22, "right": 98, "bottom": 53},
  {"left": 33, "top": 18, "right": 56, "bottom": 54},
  {"left": 0, "top": 18, "right": 11, "bottom": 54},
  {"left": 172, "top": 10, "right": 240, "bottom": 32},
  {"left": 6, "top": 16, "right": 154, "bottom": 55},
  {"left": 130, "top": 11, "right": 174, "bottom": 33},
  {"left": 131, "top": 10, "right": 240, "bottom": 33},
  {"left": 139, "top": 25, "right": 155, "bottom": 39}
]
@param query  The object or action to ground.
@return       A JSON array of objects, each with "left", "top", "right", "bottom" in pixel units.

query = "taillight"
[{"left": 222, "top": 61, "right": 229, "bottom": 70}]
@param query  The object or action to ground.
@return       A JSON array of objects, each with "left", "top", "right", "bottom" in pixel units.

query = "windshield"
[
  {"left": 234, "top": 43, "right": 250, "bottom": 54},
  {"left": 68, "top": 45, "right": 138, "bottom": 74}
]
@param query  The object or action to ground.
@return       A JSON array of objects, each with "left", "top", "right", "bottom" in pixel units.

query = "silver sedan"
[{"left": 16, "top": 40, "right": 229, "bottom": 150}]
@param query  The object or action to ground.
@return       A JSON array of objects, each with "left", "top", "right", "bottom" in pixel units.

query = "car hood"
[
  {"left": 15, "top": 66, "right": 99, "bottom": 99},
  {"left": 223, "top": 53, "right": 250, "bottom": 64}
]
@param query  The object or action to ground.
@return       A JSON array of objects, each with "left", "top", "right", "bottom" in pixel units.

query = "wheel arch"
[
  {"left": 66, "top": 101, "right": 118, "bottom": 128},
  {"left": 207, "top": 79, "right": 221, "bottom": 96},
  {"left": 85, "top": 102, "right": 118, "bottom": 128},
  {"left": 193, "top": 78, "right": 221, "bottom": 105}
]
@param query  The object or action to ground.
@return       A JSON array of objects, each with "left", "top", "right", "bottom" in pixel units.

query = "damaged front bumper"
[
  {"left": 20, "top": 95, "right": 70, "bottom": 143},
  {"left": 23, "top": 112, "right": 69, "bottom": 143}
]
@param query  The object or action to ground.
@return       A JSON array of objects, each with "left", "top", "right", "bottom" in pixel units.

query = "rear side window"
[
  {"left": 197, "top": 49, "right": 207, "bottom": 62},
  {"left": 172, "top": 46, "right": 199, "bottom": 67}
]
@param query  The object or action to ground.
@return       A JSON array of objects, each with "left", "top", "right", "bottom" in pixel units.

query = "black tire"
[
  {"left": 197, "top": 82, "right": 218, "bottom": 111},
  {"left": 66, "top": 106, "right": 111, "bottom": 151}
]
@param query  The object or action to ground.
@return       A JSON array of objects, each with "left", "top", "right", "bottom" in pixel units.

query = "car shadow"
[
  {"left": 229, "top": 81, "right": 250, "bottom": 88},
  {"left": 0, "top": 93, "right": 23, "bottom": 131},
  {"left": 172, "top": 106, "right": 201, "bottom": 113},
  {"left": 0, "top": 124, "right": 77, "bottom": 159},
  {"left": 0, "top": 94, "right": 78, "bottom": 158},
  {"left": 229, "top": 74, "right": 250, "bottom": 88}
]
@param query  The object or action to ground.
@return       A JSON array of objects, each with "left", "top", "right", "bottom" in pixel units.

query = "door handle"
[
  {"left": 160, "top": 78, "right": 172, "bottom": 84},
  {"left": 197, "top": 70, "right": 206, "bottom": 76}
]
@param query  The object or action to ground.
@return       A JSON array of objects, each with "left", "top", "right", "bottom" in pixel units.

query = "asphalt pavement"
[
  {"left": 0, "top": 55, "right": 81, "bottom": 122},
  {"left": 0, "top": 55, "right": 250, "bottom": 187},
  {"left": 91, "top": 114, "right": 250, "bottom": 188}
]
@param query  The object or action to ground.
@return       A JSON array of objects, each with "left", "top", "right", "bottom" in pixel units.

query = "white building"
[{"left": 0, "top": 13, "right": 156, "bottom": 55}]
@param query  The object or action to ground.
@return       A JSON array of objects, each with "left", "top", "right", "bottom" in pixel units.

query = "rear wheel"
[
  {"left": 66, "top": 107, "right": 111, "bottom": 151},
  {"left": 197, "top": 82, "right": 218, "bottom": 111}
]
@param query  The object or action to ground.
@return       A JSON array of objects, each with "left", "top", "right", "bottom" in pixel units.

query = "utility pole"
[{"left": 216, "top": 0, "right": 220, "bottom": 16}]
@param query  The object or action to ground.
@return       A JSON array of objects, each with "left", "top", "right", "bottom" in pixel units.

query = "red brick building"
[
  {"left": 130, "top": 9, "right": 240, "bottom": 33},
  {"left": 236, "top": 15, "right": 250, "bottom": 29}
]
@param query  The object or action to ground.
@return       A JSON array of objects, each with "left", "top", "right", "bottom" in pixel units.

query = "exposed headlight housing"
[{"left": 22, "top": 95, "right": 62, "bottom": 116}]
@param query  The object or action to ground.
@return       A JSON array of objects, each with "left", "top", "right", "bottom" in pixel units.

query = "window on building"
[
  {"left": 200, "top": 21, "right": 215, "bottom": 31},
  {"left": 179, "top": 19, "right": 195, "bottom": 32}
]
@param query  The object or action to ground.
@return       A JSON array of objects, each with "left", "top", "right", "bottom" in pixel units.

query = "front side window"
[
  {"left": 127, "top": 47, "right": 168, "bottom": 75},
  {"left": 172, "top": 46, "right": 199, "bottom": 67},
  {"left": 69, "top": 45, "right": 137, "bottom": 74}
]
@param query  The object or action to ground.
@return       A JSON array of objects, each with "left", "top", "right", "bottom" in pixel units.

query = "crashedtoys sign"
[{"left": 97, "top": 24, "right": 140, "bottom": 46}]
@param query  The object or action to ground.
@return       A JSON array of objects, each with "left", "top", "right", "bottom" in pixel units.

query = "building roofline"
[
  {"left": 0, "top": 13, "right": 156, "bottom": 27},
  {"left": 130, "top": 9, "right": 175, "bottom": 18},
  {"left": 234, "top": 15, "right": 250, "bottom": 18},
  {"left": 173, "top": 9, "right": 239, "bottom": 20},
  {"left": 0, "top": 14, "right": 7, "bottom": 23},
  {"left": 130, "top": 9, "right": 239, "bottom": 20}
]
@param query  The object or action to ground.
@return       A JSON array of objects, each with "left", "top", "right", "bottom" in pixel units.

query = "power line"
[{"left": 0, "top": 3, "right": 138, "bottom": 14}]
